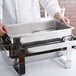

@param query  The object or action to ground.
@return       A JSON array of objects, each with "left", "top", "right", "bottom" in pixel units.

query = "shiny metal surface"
[
  {"left": 0, "top": 20, "right": 74, "bottom": 73},
  {"left": 7, "top": 20, "right": 72, "bottom": 42}
]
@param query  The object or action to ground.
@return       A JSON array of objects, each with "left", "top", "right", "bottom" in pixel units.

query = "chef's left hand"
[
  {"left": 54, "top": 12, "right": 70, "bottom": 25},
  {"left": 58, "top": 16, "right": 70, "bottom": 25}
]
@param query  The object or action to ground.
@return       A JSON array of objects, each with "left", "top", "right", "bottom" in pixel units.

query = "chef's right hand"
[{"left": 0, "top": 22, "right": 8, "bottom": 36}]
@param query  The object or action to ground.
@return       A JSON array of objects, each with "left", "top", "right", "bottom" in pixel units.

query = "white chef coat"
[{"left": 0, "top": 0, "right": 61, "bottom": 25}]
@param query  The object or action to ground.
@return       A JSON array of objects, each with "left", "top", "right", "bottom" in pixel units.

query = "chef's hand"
[
  {"left": 0, "top": 22, "right": 8, "bottom": 36},
  {"left": 54, "top": 12, "right": 70, "bottom": 25},
  {"left": 58, "top": 17, "right": 70, "bottom": 25}
]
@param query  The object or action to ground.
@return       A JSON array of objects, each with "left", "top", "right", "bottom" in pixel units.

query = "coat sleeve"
[
  {"left": 40, "top": 0, "right": 61, "bottom": 18},
  {"left": 0, "top": 0, "right": 3, "bottom": 21}
]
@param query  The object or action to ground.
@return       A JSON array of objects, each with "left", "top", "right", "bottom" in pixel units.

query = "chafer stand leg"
[
  {"left": 65, "top": 44, "right": 71, "bottom": 69},
  {"left": 58, "top": 37, "right": 72, "bottom": 69},
  {"left": 18, "top": 48, "right": 25, "bottom": 76},
  {"left": 0, "top": 37, "right": 14, "bottom": 66},
  {"left": 13, "top": 38, "right": 25, "bottom": 76},
  {"left": 63, "top": 36, "right": 72, "bottom": 69}
]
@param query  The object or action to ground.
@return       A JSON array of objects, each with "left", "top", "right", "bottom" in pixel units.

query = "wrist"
[{"left": 54, "top": 12, "right": 63, "bottom": 20}]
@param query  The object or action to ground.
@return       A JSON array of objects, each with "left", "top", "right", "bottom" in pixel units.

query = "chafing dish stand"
[{"left": 0, "top": 20, "right": 76, "bottom": 76}]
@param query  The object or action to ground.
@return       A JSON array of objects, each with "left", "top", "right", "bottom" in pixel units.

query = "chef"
[{"left": 0, "top": 0, "right": 69, "bottom": 36}]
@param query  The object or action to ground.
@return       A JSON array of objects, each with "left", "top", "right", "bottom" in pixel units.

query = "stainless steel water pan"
[{"left": 7, "top": 20, "right": 72, "bottom": 43}]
